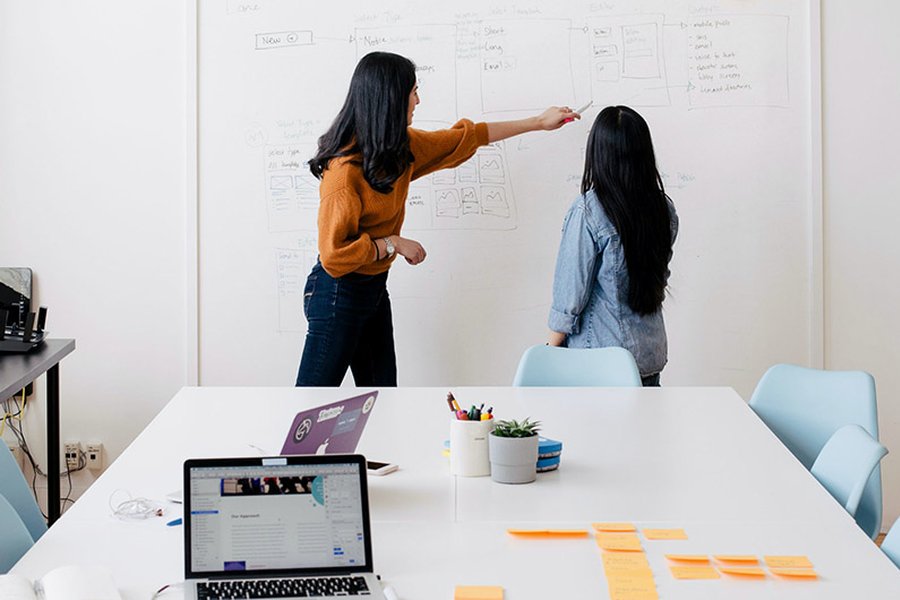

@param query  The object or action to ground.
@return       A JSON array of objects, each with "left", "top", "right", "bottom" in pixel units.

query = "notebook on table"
[{"left": 183, "top": 454, "right": 385, "bottom": 599}]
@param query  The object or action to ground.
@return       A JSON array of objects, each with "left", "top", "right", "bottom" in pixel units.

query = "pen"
[
  {"left": 166, "top": 518, "right": 182, "bottom": 527},
  {"left": 564, "top": 100, "right": 593, "bottom": 123}
]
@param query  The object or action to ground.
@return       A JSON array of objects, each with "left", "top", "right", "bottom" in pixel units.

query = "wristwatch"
[{"left": 384, "top": 237, "right": 395, "bottom": 257}]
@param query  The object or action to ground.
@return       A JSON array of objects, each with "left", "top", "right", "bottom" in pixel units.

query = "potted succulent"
[{"left": 488, "top": 418, "right": 541, "bottom": 484}]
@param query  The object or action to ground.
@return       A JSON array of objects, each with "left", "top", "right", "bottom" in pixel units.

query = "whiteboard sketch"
[{"left": 198, "top": 0, "right": 816, "bottom": 396}]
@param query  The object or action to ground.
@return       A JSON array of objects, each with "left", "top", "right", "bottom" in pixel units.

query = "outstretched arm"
[{"left": 487, "top": 106, "right": 580, "bottom": 143}]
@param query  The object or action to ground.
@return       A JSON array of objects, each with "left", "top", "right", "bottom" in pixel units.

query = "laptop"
[
  {"left": 280, "top": 391, "right": 378, "bottom": 455},
  {"left": 183, "top": 454, "right": 386, "bottom": 599}
]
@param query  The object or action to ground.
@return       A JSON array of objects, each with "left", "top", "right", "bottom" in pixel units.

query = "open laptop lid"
[
  {"left": 281, "top": 391, "right": 378, "bottom": 455},
  {"left": 183, "top": 454, "right": 374, "bottom": 580}
]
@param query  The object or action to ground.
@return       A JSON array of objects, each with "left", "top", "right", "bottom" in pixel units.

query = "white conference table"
[{"left": 12, "top": 386, "right": 900, "bottom": 599}]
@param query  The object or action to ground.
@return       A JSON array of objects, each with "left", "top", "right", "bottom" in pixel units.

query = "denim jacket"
[{"left": 548, "top": 190, "right": 678, "bottom": 377}]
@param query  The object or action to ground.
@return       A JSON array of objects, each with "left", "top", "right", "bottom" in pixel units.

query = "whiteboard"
[{"left": 196, "top": 0, "right": 819, "bottom": 396}]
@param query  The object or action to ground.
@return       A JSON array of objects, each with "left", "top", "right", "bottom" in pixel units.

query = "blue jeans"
[{"left": 295, "top": 261, "right": 397, "bottom": 387}]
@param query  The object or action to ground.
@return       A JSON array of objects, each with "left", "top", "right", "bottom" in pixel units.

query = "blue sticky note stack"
[{"left": 537, "top": 437, "right": 562, "bottom": 472}]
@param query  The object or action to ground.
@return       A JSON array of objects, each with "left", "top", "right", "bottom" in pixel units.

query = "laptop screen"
[{"left": 184, "top": 455, "right": 373, "bottom": 579}]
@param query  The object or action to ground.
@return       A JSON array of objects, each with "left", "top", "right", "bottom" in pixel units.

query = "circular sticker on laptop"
[
  {"left": 293, "top": 418, "right": 313, "bottom": 443},
  {"left": 363, "top": 395, "right": 375, "bottom": 414}
]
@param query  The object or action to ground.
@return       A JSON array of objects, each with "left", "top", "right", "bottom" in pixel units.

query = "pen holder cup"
[{"left": 449, "top": 418, "right": 494, "bottom": 477}]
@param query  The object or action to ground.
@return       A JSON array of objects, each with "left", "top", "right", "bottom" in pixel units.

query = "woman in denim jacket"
[{"left": 548, "top": 106, "right": 678, "bottom": 386}]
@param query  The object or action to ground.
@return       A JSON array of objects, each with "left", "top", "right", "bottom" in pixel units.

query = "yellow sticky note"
[
  {"left": 713, "top": 555, "right": 759, "bottom": 564},
  {"left": 669, "top": 565, "right": 720, "bottom": 580},
  {"left": 454, "top": 585, "right": 504, "bottom": 600},
  {"left": 602, "top": 552, "right": 651, "bottom": 571},
  {"left": 596, "top": 532, "right": 644, "bottom": 551},
  {"left": 642, "top": 528, "right": 688, "bottom": 540},
  {"left": 770, "top": 567, "right": 818, "bottom": 579},
  {"left": 764, "top": 555, "right": 813, "bottom": 569},
  {"left": 719, "top": 566, "right": 766, "bottom": 578},
  {"left": 665, "top": 554, "right": 709, "bottom": 563},
  {"left": 506, "top": 529, "right": 588, "bottom": 537},
  {"left": 593, "top": 522, "right": 637, "bottom": 532}
]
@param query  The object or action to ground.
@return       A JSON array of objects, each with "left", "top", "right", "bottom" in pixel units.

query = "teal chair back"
[
  {"left": 0, "top": 494, "right": 34, "bottom": 573},
  {"left": 0, "top": 444, "right": 47, "bottom": 542},
  {"left": 749, "top": 364, "right": 883, "bottom": 538},
  {"left": 809, "top": 424, "right": 887, "bottom": 518},
  {"left": 881, "top": 517, "right": 900, "bottom": 569},
  {"left": 513, "top": 345, "right": 642, "bottom": 387}
]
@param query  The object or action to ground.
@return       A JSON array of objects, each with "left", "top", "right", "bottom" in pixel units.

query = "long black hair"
[
  {"left": 581, "top": 106, "right": 673, "bottom": 316},
  {"left": 308, "top": 52, "right": 416, "bottom": 194}
]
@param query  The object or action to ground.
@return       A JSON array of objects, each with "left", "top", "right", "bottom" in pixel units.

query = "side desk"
[{"left": 0, "top": 338, "right": 75, "bottom": 525}]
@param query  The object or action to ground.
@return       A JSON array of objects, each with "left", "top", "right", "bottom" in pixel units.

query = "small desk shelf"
[{"left": 0, "top": 338, "right": 75, "bottom": 525}]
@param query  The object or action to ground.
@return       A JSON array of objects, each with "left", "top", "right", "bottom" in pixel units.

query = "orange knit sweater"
[{"left": 316, "top": 119, "right": 489, "bottom": 277}]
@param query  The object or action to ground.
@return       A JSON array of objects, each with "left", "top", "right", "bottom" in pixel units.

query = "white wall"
[
  {"left": 0, "top": 0, "right": 188, "bottom": 503},
  {"left": 0, "top": 1, "right": 898, "bottom": 529},
  {"left": 822, "top": 0, "right": 900, "bottom": 529}
]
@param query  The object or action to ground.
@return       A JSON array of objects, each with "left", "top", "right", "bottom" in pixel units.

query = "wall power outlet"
[
  {"left": 64, "top": 441, "right": 81, "bottom": 470},
  {"left": 85, "top": 442, "right": 103, "bottom": 470}
]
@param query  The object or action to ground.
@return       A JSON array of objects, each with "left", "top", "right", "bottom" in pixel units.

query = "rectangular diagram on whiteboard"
[
  {"left": 405, "top": 141, "right": 515, "bottom": 231},
  {"left": 265, "top": 143, "right": 318, "bottom": 233},
  {"left": 586, "top": 14, "right": 669, "bottom": 107},
  {"left": 480, "top": 19, "right": 575, "bottom": 114}
]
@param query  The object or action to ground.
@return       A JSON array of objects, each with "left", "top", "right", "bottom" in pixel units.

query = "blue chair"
[
  {"left": 809, "top": 425, "right": 887, "bottom": 519},
  {"left": 513, "top": 345, "right": 642, "bottom": 387},
  {"left": 881, "top": 517, "right": 900, "bottom": 569},
  {"left": 0, "top": 494, "right": 34, "bottom": 573},
  {"left": 748, "top": 364, "right": 883, "bottom": 539},
  {"left": 0, "top": 444, "right": 46, "bottom": 542}
]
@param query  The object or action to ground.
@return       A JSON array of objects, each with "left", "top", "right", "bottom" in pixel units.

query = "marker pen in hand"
[{"left": 564, "top": 101, "right": 593, "bottom": 123}]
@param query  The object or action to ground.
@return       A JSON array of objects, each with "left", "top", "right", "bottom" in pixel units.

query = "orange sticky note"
[
  {"left": 603, "top": 552, "right": 651, "bottom": 571},
  {"left": 713, "top": 555, "right": 759, "bottom": 564},
  {"left": 764, "top": 555, "right": 813, "bottom": 569},
  {"left": 669, "top": 565, "right": 720, "bottom": 580},
  {"left": 608, "top": 589, "right": 659, "bottom": 600},
  {"left": 770, "top": 567, "right": 818, "bottom": 579},
  {"left": 665, "top": 554, "right": 709, "bottom": 563},
  {"left": 593, "top": 522, "right": 637, "bottom": 532},
  {"left": 719, "top": 566, "right": 766, "bottom": 578},
  {"left": 506, "top": 529, "right": 588, "bottom": 537},
  {"left": 596, "top": 532, "right": 644, "bottom": 551},
  {"left": 642, "top": 528, "right": 688, "bottom": 540},
  {"left": 454, "top": 585, "right": 504, "bottom": 600}
]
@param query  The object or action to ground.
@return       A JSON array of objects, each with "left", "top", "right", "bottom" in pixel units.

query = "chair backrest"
[
  {"left": 748, "top": 363, "right": 883, "bottom": 538},
  {"left": 0, "top": 494, "right": 35, "bottom": 573},
  {"left": 513, "top": 345, "right": 642, "bottom": 387},
  {"left": 881, "top": 517, "right": 900, "bottom": 569},
  {"left": 809, "top": 424, "right": 887, "bottom": 518},
  {"left": 0, "top": 444, "right": 47, "bottom": 542}
]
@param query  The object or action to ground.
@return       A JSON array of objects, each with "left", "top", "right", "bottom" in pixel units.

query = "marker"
[
  {"left": 166, "top": 518, "right": 182, "bottom": 527},
  {"left": 564, "top": 100, "right": 593, "bottom": 123}
]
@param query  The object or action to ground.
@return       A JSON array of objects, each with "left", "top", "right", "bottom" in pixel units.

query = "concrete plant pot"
[{"left": 488, "top": 432, "right": 538, "bottom": 484}]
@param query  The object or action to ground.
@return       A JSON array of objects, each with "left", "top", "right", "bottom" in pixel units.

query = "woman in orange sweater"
[{"left": 296, "top": 51, "right": 579, "bottom": 386}]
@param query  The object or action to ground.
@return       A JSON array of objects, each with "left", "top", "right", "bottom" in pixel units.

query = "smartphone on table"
[{"left": 366, "top": 460, "right": 399, "bottom": 476}]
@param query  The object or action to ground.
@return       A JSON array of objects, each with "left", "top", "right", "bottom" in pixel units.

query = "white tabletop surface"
[{"left": 12, "top": 386, "right": 900, "bottom": 599}]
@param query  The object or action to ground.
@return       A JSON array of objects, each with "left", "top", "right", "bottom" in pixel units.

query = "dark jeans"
[
  {"left": 295, "top": 261, "right": 397, "bottom": 387},
  {"left": 641, "top": 373, "right": 661, "bottom": 387}
]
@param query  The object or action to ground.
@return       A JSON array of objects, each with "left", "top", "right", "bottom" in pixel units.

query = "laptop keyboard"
[{"left": 197, "top": 576, "right": 371, "bottom": 598}]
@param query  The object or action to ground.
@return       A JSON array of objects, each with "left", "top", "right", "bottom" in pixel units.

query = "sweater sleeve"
[
  {"left": 409, "top": 119, "right": 490, "bottom": 181},
  {"left": 317, "top": 187, "right": 375, "bottom": 278}
]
